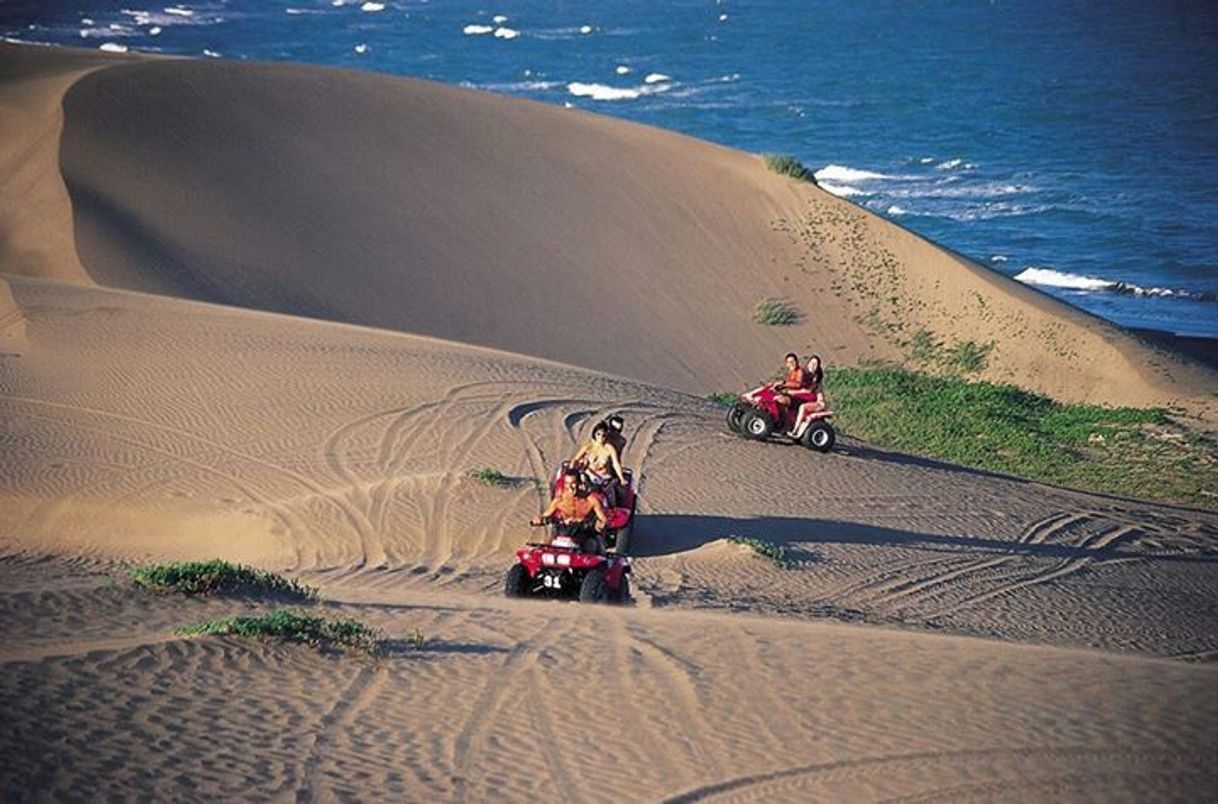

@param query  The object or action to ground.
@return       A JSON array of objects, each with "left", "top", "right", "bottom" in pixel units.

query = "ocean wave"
[
  {"left": 815, "top": 164, "right": 891, "bottom": 182},
  {"left": 463, "top": 25, "right": 494, "bottom": 35},
  {"left": 1015, "top": 268, "right": 1217, "bottom": 301},
  {"left": 886, "top": 205, "right": 908, "bottom": 216},
  {"left": 120, "top": 8, "right": 222, "bottom": 27},
  {"left": 567, "top": 82, "right": 640, "bottom": 101},
  {"left": 819, "top": 183, "right": 871, "bottom": 198}
]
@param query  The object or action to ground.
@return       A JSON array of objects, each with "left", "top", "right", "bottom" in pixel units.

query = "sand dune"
[
  {"left": 2, "top": 44, "right": 1215, "bottom": 417},
  {"left": 2, "top": 43, "right": 1218, "bottom": 800}
]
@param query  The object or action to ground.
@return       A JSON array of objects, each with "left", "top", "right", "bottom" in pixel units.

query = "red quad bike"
[
  {"left": 503, "top": 462, "right": 637, "bottom": 604},
  {"left": 726, "top": 383, "right": 836, "bottom": 452}
]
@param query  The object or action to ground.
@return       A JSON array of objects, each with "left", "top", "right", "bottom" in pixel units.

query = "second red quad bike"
[{"left": 726, "top": 383, "right": 836, "bottom": 452}]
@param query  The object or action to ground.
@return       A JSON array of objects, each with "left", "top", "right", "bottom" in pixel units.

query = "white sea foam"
[
  {"left": 99, "top": 42, "right": 129, "bottom": 52},
  {"left": 719, "top": 14, "right": 728, "bottom": 21},
  {"left": 814, "top": 164, "right": 891, "bottom": 183},
  {"left": 150, "top": 26, "right": 162, "bottom": 35},
  {"left": 579, "top": 25, "right": 593, "bottom": 34},
  {"left": 567, "top": 82, "right": 639, "bottom": 101},
  {"left": 493, "top": 14, "right": 508, "bottom": 24},
  {"left": 615, "top": 65, "right": 630, "bottom": 75},
  {"left": 919, "top": 157, "right": 935, "bottom": 164},
  {"left": 360, "top": 2, "right": 385, "bottom": 12},
  {"left": 463, "top": 24, "right": 493, "bottom": 35},
  {"left": 936, "top": 158, "right": 964, "bottom": 170},
  {"left": 164, "top": 6, "right": 194, "bottom": 16},
  {"left": 493, "top": 27, "right": 519, "bottom": 39},
  {"left": 202, "top": 48, "right": 220, "bottom": 57},
  {"left": 354, "top": 43, "right": 368, "bottom": 53},
  {"left": 643, "top": 72, "right": 671, "bottom": 84},
  {"left": 819, "top": 183, "right": 868, "bottom": 198},
  {"left": 886, "top": 205, "right": 908, "bottom": 216},
  {"left": 991, "top": 255, "right": 1008, "bottom": 263},
  {"left": 1014, "top": 267, "right": 1213, "bottom": 300}
]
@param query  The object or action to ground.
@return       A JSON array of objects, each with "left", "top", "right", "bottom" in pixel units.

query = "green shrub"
[
  {"left": 728, "top": 536, "right": 792, "bottom": 569},
  {"left": 177, "top": 610, "right": 380, "bottom": 655},
  {"left": 762, "top": 154, "right": 816, "bottom": 183},
  {"left": 946, "top": 340, "right": 993, "bottom": 374},
  {"left": 130, "top": 559, "right": 316, "bottom": 600},
  {"left": 706, "top": 392, "right": 739, "bottom": 407},
  {"left": 753, "top": 298, "right": 800, "bottom": 326},
  {"left": 826, "top": 365, "right": 1216, "bottom": 505},
  {"left": 469, "top": 467, "right": 513, "bottom": 487}
]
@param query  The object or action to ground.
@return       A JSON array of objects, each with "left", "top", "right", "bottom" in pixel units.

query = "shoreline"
[{"left": 1132, "top": 328, "right": 1218, "bottom": 372}]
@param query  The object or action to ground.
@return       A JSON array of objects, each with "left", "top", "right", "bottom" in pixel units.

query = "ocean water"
[{"left": 5, "top": 0, "right": 1218, "bottom": 337}]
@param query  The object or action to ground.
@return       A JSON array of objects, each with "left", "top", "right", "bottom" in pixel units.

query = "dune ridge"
[{"left": 1, "top": 43, "right": 1215, "bottom": 418}]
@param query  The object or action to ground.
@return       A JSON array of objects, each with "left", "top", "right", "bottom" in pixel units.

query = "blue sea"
[{"left": 6, "top": 0, "right": 1218, "bottom": 337}]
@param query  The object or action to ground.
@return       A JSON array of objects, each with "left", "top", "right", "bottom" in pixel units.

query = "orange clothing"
[{"left": 783, "top": 366, "right": 810, "bottom": 390}]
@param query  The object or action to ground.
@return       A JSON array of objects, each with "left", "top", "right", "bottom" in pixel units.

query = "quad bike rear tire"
[
  {"left": 615, "top": 573, "right": 631, "bottom": 605},
  {"left": 726, "top": 404, "right": 747, "bottom": 433},
  {"left": 504, "top": 563, "right": 529, "bottom": 598},
  {"left": 802, "top": 421, "right": 836, "bottom": 453},
  {"left": 743, "top": 410, "right": 774, "bottom": 440},
  {"left": 579, "top": 568, "right": 610, "bottom": 603},
  {"left": 612, "top": 497, "right": 637, "bottom": 555}
]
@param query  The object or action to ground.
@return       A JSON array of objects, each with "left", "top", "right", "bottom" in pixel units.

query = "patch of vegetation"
[
  {"left": 468, "top": 467, "right": 513, "bottom": 487},
  {"left": 827, "top": 365, "right": 1218, "bottom": 506},
  {"left": 753, "top": 298, "right": 801, "bottom": 326},
  {"left": 130, "top": 559, "right": 317, "bottom": 600},
  {"left": 902, "top": 329, "right": 992, "bottom": 375},
  {"left": 706, "top": 392, "right": 739, "bottom": 407},
  {"left": 946, "top": 339, "right": 993, "bottom": 374},
  {"left": 762, "top": 154, "right": 817, "bottom": 183},
  {"left": 177, "top": 610, "right": 381, "bottom": 655},
  {"left": 728, "top": 536, "right": 792, "bottom": 569}
]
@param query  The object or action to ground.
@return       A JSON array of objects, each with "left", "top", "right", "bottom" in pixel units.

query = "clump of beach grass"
[
  {"left": 177, "top": 609, "right": 381, "bottom": 655},
  {"left": 762, "top": 154, "right": 817, "bottom": 183},
  {"left": 469, "top": 467, "right": 514, "bottom": 487},
  {"left": 753, "top": 298, "right": 800, "bottom": 326},
  {"left": 728, "top": 536, "right": 792, "bottom": 569},
  {"left": 827, "top": 364, "right": 1217, "bottom": 506},
  {"left": 130, "top": 559, "right": 317, "bottom": 600},
  {"left": 706, "top": 391, "right": 739, "bottom": 407}
]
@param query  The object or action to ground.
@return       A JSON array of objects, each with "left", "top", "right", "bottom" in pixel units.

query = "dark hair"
[
  {"left": 785, "top": 352, "right": 798, "bottom": 362},
  {"left": 591, "top": 422, "right": 609, "bottom": 439},
  {"left": 807, "top": 354, "right": 824, "bottom": 386},
  {"left": 563, "top": 465, "right": 581, "bottom": 478}
]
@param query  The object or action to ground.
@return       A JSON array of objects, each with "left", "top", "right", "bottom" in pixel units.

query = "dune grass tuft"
[
  {"left": 469, "top": 467, "right": 513, "bottom": 487},
  {"left": 706, "top": 392, "right": 739, "bottom": 407},
  {"left": 130, "top": 559, "right": 317, "bottom": 600},
  {"left": 728, "top": 536, "right": 792, "bottom": 569},
  {"left": 762, "top": 154, "right": 817, "bottom": 183},
  {"left": 753, "top": 298, "right": 801, "bottom": 326},
  {"left": 827, "top": 364, "right": 1218, "bottom": 506},
  {"left": 177, "top": 610, "right": 381, "bottom": 655}
]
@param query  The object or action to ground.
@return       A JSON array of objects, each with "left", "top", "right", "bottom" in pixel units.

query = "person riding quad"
[
  {"left": 570, "top": 420, "right": 627, "bottom": 507},
  {"left": 605, "top": 414, "right": 627, "bottom": 458},
  {"left": 531, "top": 466, "right": 609, "bottom": 552},
  {"left": 774, "top": 352, "right": 816, "bottom": 425}
]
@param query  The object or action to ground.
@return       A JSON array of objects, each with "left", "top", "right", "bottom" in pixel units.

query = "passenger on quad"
[
  {"left": 606, "top": 414, "right": 628, "bottom": 458},
  {"left": 570, "top": 420, "right": 627, "bottom": 506},
  {"left": 790, "top": 354, "right": 826, "bottom": 435},
  {"left": 530, "top": 466, "right": 609, "bottom": 551}
]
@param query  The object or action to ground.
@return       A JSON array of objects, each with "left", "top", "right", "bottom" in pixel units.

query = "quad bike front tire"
[
  {"left": 504, "top": 563, "right": 530, "bottom": 598},
  {"left": 726, "top": 404, "right": 747, "bottom": 433},
  {"left": 579, "top": 568, "right": 611, "bottom": 604},
  {"left": 802, "top": 421, "right": 836, "bottom": 453},
  {"left": 743, "top": 410, "right": 774, "bottom": 440}
]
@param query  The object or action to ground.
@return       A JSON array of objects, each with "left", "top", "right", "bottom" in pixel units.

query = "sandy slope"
[
  {"left": 1, "top": 276, "right": 1216, "bottom": 798},
  {"left": 2, "top": 43, "right": 1215, "bottom": 418},
  {"left": 2, "top": 43, "right": 1218, "bottom": 800}
]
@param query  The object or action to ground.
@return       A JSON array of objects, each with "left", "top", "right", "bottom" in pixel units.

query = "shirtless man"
[{"left": 531, "top": 467, "right": 608, "bottom": 550}]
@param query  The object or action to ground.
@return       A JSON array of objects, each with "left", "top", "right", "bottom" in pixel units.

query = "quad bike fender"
[{"left": 604, "top": 557, "right": 631, "bottom": 590}]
